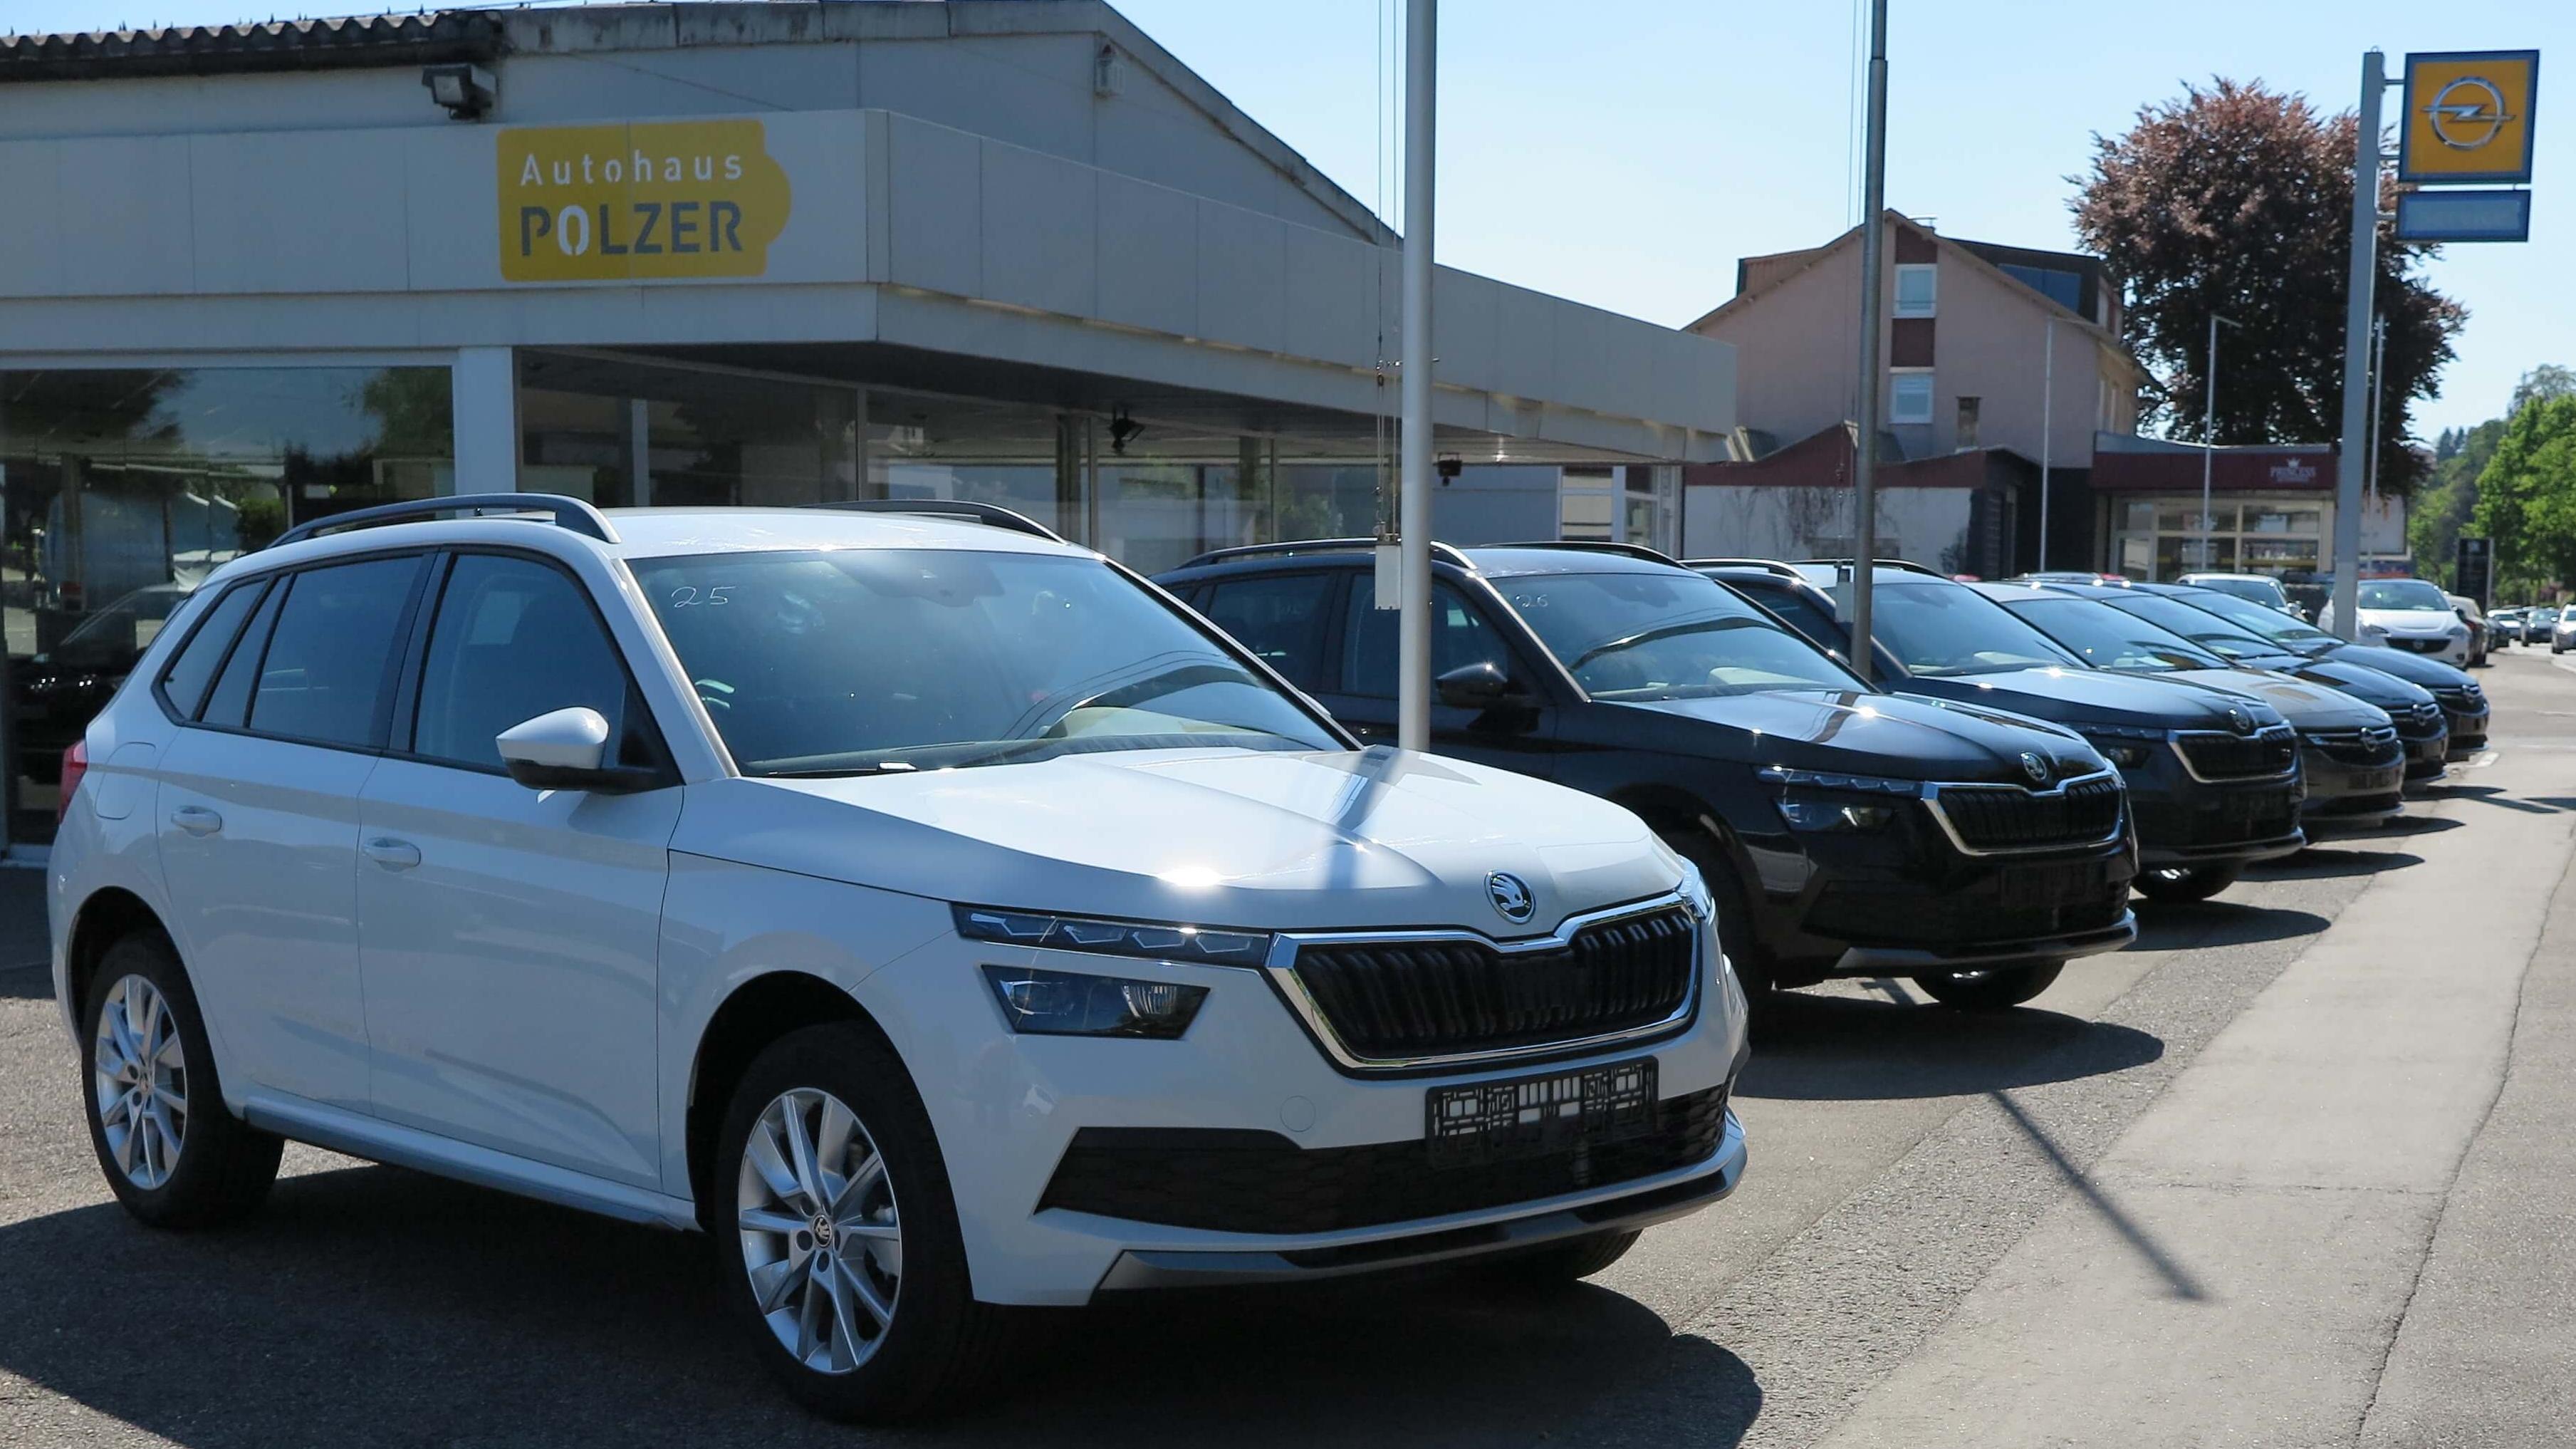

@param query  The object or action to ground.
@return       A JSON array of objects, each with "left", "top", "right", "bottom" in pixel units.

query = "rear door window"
[{"left": 241, "top": 556, "right": 426, "bottom": 748}]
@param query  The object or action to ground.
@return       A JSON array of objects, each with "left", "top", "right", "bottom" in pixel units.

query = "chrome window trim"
[
  {"left": 1918, "top": 768, "right": 2127, "bottom": 858},
  {"left": 1265, "top": 891, "right": 1702, "bottom": 1074},
  {"left": 2165, "top": 724, "right": 2300, "bottom": 785}
]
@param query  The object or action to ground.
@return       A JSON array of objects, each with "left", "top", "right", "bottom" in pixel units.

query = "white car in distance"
[
  {"left": 2318, "top": 578, "right": 2474, "bottom": 668},
  {"left": 48, "top": 496, "right": 1751, "bottom": 1421}
]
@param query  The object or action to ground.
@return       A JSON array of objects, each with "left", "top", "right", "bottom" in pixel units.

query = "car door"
[
  {"left": 156, "top": 554, "right": 430, "bottom": 1112},
  {"left": 355, "top": 550, "right": 681, "bottom": 1188},
  {"left": 1315, "top": 572, "right": 1560, "bottom": 774}
]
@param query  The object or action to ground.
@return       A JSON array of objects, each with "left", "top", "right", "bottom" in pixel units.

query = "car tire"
[
  {"left": 1658, "top": 830, "right": 1775, "bottom": 1024},
  {"left": 1471, "top": 1228, "right": 1643, "bottom": 1287},
  {"left": 2133, "top": 861, "right": 2242, "bottom": 903},
  {"left": 714, "top": 1021, "right": 1001, "bottom": 1423},
  {"left": 80, "top": 930, "right": 284, "bottom": 1230},
  {"left": 1911, "top": 961, "right": 2065, "bottom": 1011}
]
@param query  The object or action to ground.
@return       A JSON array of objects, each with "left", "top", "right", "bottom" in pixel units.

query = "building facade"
[{"left": 0, "top": 2, "right": 1734, "bottom": 850}]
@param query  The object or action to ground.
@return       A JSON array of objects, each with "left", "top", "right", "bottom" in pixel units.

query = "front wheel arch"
[{"left": 687, "top": 970, "right": 889, "bottom": 1231}]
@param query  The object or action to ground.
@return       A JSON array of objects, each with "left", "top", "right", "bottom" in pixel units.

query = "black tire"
[
  {"left": 79, "top": 930, "right": 283, "bottom": 1229},
  {"left": 2133, "top": 861, "right": 2242, "bottom": 903},
  {"left": 713, "top": 1022, "right": 1002, "bottom": 1423},
  {"left": 1912, "top": 961, "right": 2065, "bottom": 1011},
  {"left": 1472, "top": 1228, "right": 1642, "bottom": 1287},
  {"left": 1658, "top": 830, "right": 1775, "bottom": 1023}
]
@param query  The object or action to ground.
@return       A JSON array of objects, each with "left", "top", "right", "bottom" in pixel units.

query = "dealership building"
[{"left": 0, "top": 1, "right": 1736, "bottom": 849}]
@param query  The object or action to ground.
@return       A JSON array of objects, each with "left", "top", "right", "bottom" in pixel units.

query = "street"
[{"left": 0, "top": 653, "right": 2565, "bottom": 1448}]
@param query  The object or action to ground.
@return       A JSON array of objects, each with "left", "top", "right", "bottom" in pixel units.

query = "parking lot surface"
[{"left": 4, "top": 653, "right": 2572, "bottom": 1448}]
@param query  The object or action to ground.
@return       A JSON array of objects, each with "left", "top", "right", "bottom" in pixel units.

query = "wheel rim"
[
  {"left": 2149, "top": 867, "right": 2192, "bottom": 883},
  {"left": 93, "top": 975, "right": 187, "bottom": 1190},
  {"left": 736, "top": 1087, "right": 901, "bottom": 1375}
]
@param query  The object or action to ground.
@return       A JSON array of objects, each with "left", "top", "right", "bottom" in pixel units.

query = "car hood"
[
  {"left": 1898, "top": 665, "right": 2285, "bottom": 732},
  {"left": 2274, "top": 654, "right": 2438, "bottom": 709},
  {"left": 1620, "top": 688, "right": 2105, "bottom": 784},
  {"left": 2316, "top": 643, "right": 2473, "bottom": 689},
  {"left": 672, "top": 746, "right": 1681, "bottom": 935},
  {"left": 2358, "top": 608, "right": 2460, "bottom": 635},
  {"left": 2157, "top": 669, "right": 2392, "bottom": 732}
]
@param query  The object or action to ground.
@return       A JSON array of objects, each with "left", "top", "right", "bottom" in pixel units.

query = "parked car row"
[{"left": 38, "top": 497, "right": 2499, "bottom": 1423}]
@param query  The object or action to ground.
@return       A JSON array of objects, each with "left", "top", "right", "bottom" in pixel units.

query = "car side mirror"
[
  {"left": 1435, "top": 661, "right": 1520, "bottom": 710},
  {"left": 496, "top": 707, "right": 657, "bottom": 794}
]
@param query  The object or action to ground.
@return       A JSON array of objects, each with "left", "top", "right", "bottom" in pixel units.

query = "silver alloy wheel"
[
  {"left": 93, "top": 974, "right": 187, "bottom": 1190},
  {"left": 736, "top": 1087, "right": 902, "bottom": 1375}
]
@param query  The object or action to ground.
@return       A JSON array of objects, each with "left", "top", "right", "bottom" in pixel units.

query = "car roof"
[
  {"left": 1968, "top": 581, "right": 2055, "bottom": 603},
  {"left": 1460, "top": 546, "right": 1692, "bottom": 579},
  {"left": 1154, "top": 540, "right": 1702, "bottom": 585}
]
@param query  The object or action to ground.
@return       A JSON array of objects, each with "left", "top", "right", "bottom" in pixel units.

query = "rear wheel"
[
  {"left": 2133, "top": 861, "right": 2241, "bottom": 903},
  {"left": 1912, "top": 961, "right": 2064, "bottom": 1011},
  {"left": 80, "top": 932, "right": 283, "bottom": 1228},
  {"left": 714, "top": 1022, "right": 1000, "bottom": 1422},
  {"left": 1472, "top": 1229, "right": 1642, "bottom": 1288}
]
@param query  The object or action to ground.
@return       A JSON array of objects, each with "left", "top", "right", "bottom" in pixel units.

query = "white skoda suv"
[{"left": 48, "top": 497, "right": 1750, "bottom": 1421}]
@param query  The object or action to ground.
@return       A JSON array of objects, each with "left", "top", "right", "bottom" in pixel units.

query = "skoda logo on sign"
[
  {"left": 2226, "top": 706, "right": 2254, "bottom": 735},
  {"left": 1486, "top": 872, "right": 1536, "bottom": 925},
  {"left": 2018, "top": 751, "right": 2051, "bottom": 785}
]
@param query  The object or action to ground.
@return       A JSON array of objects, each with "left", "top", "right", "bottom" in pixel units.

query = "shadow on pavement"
[
  {"left": 1741, "top": 991, "right": 2163, "bottom": 1103},
  {"left": 0, "top": 1159, "right": 1760, "bottom": 1449},
  {"left": 2129, "top": 900, "right": 2332, "bottom": 950},
  {"left": 2247, "top": 849, "right": 2424, "bottom": 881}
]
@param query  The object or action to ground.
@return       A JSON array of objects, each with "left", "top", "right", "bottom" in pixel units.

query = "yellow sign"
[
  {"left": 497, "top": 119, "right": 793, "bottom": 282},
  {"left": 2399, "top": 51, "right": 2540, "bottom": 185}
]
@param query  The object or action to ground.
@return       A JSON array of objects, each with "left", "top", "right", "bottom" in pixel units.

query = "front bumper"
[
  {"left": 882, "top": 908, "right": 1748, "bottom": 1306},
  {"left": 2300, "top": 743, "right": 2404, "bottom": 827},
  {"left": 1832, "top": 913, "right": 2137, "bottom": 973},
  {"left": 2438, "top": 701, "right": 2488, "bottom": 749},
  {"left": 2126, "top": 742, "right": 2305, "bottom": 868}
]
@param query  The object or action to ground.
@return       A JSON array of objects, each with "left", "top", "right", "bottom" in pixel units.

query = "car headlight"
[
  {"left": 2077, "top": 722, "right": 2168, "bottom": 769},
  {"left": 979, "top": 965, "right": 1209, "bottom": 1038},
  {"left": 1758, "top": 765, "right": 1919, "bottom": 832},
  {"left": 953, "top": 904, "right": 1273, "bottom": 965}
]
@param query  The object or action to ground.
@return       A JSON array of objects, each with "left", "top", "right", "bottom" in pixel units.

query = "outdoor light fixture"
[
  {"left": 1436, "top": 452, "right": 1463, "bottom": 484},
  {"left": 421, "top": 63, "right": 496, "bottom": 120},
  {"left": 1109, "top": 407, "right": 1143, "bottom": 456}
]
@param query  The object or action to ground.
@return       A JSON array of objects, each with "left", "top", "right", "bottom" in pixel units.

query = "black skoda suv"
[{"left": 1157, "top": 542, "right": 2136, "bottom": 1013}]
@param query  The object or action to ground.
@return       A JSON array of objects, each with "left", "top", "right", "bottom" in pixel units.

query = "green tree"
[
  {"left": 2513, "top": 363, "right": 2576, "bottom": 413},
  {"left": 2472, "top": 395, "right": 2576, "bottom": 596},
  {"left": 2072, "top": 80, "right": 2467, "bottom": 494},
  {"left": 2410, "top": 417, "right": 2503, "bottom": 588}
]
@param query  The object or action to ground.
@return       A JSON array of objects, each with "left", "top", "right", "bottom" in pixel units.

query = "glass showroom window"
[
  {"left": 1889, "top": 370, "right": 1936, "bottom": 425},
  {"left": 0, "top": 364, "right": 453, "bottom": 843}
]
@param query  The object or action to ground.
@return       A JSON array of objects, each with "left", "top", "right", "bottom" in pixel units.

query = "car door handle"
[
  {"left": 170, "top": 806, "right": 223, "bottom": 836},
  {"left": 362, "top": 837, "right": 422, "bottom": 871}
]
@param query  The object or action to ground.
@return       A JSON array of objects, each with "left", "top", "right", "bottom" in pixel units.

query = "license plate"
[
  {"left": 2350, "top": 767, "right": 2402, "bottom": 792},
  {"left": 1998, "top": 861, "right": 2092, "bottom": 911},
  {"left": 1426, "top": 1058, "right": 1657, "bottom": 1169}
]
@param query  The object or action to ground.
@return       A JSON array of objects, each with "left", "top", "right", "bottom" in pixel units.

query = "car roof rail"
[
  {"left": 1484, "top": 539, "right": 1681, "bottom": 566},
  {"left": 799, "top": 498, "right": 1066, "bottom": 543},
  {"left": 1684, "top": 557, "right": 1806, "bottom": 580},
  {"left": 264, "top": 493, "right": 620, "bottom": 551},
  {"left": 1174, "top": 538, "right": 1475, "bottom": 571},
  {"left": 1794, "top": 557, "right": 1948, "bottom": 578}
]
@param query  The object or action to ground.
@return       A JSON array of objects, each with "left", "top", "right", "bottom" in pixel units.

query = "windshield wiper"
[{"left": 1568, "top": 616, "right": 1756, "bottom": 670}]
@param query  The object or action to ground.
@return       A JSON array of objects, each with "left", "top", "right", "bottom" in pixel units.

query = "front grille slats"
[
  {"left": 2176, "top": 725, "right": 2298, "bottom": 779},
  {"left": 1290, "top": 907, "right": 1696, "bottom": 1062},
  {"left": 1931, "top": 774, "right": 2124, "bottom": 851},
  {"left": 1039, "top": 1084, "right": 1731, "bottom": 1234},
  {"left": 2308, "top": 724, "right": 2404, "bottom": 768}
]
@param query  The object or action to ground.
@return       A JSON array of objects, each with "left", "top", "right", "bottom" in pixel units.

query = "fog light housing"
[
  {"left": 1774, "top": 796, "right": 1894, "bottom": 832},
  {"left": 981, "top": 965, "right": 1209, "bottom": 1039}
]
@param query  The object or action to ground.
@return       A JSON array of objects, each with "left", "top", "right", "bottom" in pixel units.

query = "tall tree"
[
  {"left": 2072, "top": 80, "right": 2466, "bottom": 494},
  {"left": 2513, "top": 363, "right": 2576, "bottom": 413},
  {"left": 2471, "top": 395, "right": 2576, "bottom": 595}
]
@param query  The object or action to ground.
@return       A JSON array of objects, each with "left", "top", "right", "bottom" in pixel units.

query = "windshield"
[
  {"left": 2184, "top": 576, "right": 2290, "bottom": 609},
  {"left": 2359, "top": 579, "right": 2451, "bottom": 612},
  {"left": 2099, "top": 593, "right": 2281, "bottom": 663},
  {"left": 2171, "top": 588, "right": 2339, "bottom": 650},
  {"left": 1867, "top": 582, "right": 2084, "bottom": 677},
  {"left": 1498, "top": 570, "right": 1865, "bottom": 700},
  {"left": 2002, "top": 596, "right": 2231, "bottom": 671},
  {"left": 633, "top": 549, "right": 1340, "bottom": 775}
]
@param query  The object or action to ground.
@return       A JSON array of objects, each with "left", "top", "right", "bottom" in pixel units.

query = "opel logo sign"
[
  {"left": 2426, "top": 76, "right": 2512, "bottom": 150},
  {"left": 2018, "top": 750, "right": 2050, "bottom": 785},
  {"left": 1486, "top": 871, "right": 1536, "bottom": 925}
]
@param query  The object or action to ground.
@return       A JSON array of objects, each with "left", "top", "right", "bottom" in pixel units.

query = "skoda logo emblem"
[
  {"left": 2226, "top": 706, "right": 2253, "bottom": 734},
  {"left": 1486, "top": 872, "right": 1536, "bottom": 925},
  {"left": 2018, "top": 750, "right": 2050, "bottom": 785}
]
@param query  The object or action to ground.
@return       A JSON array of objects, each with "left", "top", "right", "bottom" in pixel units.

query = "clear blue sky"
[{"left": 11, "top": 0, "right": 2570, "bottom": 439}]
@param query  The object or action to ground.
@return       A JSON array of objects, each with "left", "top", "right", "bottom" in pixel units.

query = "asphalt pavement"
[{"left": 2, "top": 653, "right": 2572, "bottom": 1447}]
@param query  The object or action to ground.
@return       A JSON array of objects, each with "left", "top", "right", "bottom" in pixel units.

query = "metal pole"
[
  {"left": 2367, "top": 316, "right": 2387, "bottom": 510},
  {"left": 1397, "top": 0, "right": 1436, "bottom": 749},
  {"left": 1848, "top": 0, "right": 1888, "bottom": 682},
  {"left": 2331, "top": 49, "right": 2387, "bottom": 638},
  {"left": 2038, "top": 317, "right": 2053, "bottom": 573},
  {"left": 2201, "top": 312, "right": 2218, "bottom": 573}
]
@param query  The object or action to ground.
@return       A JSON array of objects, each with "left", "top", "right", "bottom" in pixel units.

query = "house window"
[
  {"left": 1956, "top": 396, "right": 1981, "bottom": 449},
  {"left": 1889, "top": 370, "right": 1935, "bottom": 425},
  {"left": 1893, "top": 264, "right": 1937, "bottom": 318}
]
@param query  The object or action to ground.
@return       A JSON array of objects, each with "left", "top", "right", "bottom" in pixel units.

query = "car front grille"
[
  {"left": 2133, "top": 782, "right": 2303, "bottom": 848},
  {"left": 1286, "top": 905, "right": 1698, "bottom": 1065},
  {"left": 2174, "top": 725, "right": 2298, "bottom": 779},
  {"left": 1037, "top": 1084, "right": 1731, "bottom": 1234},
  {"left": 2390, "top": 636, "right": 2450, "bottom": 654},
  {"left": 2393, "top": 702, "right": 2446, "bottom": 739},
  {"left": 2308, "top": 724, "right": 2403, "bottom": 768},
  {"left": 1927, "top": 774, "right": 2124, "bottom": 852},
  {"left": 1806, "top": 867, "right": 2131, "bottom": 947}
]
